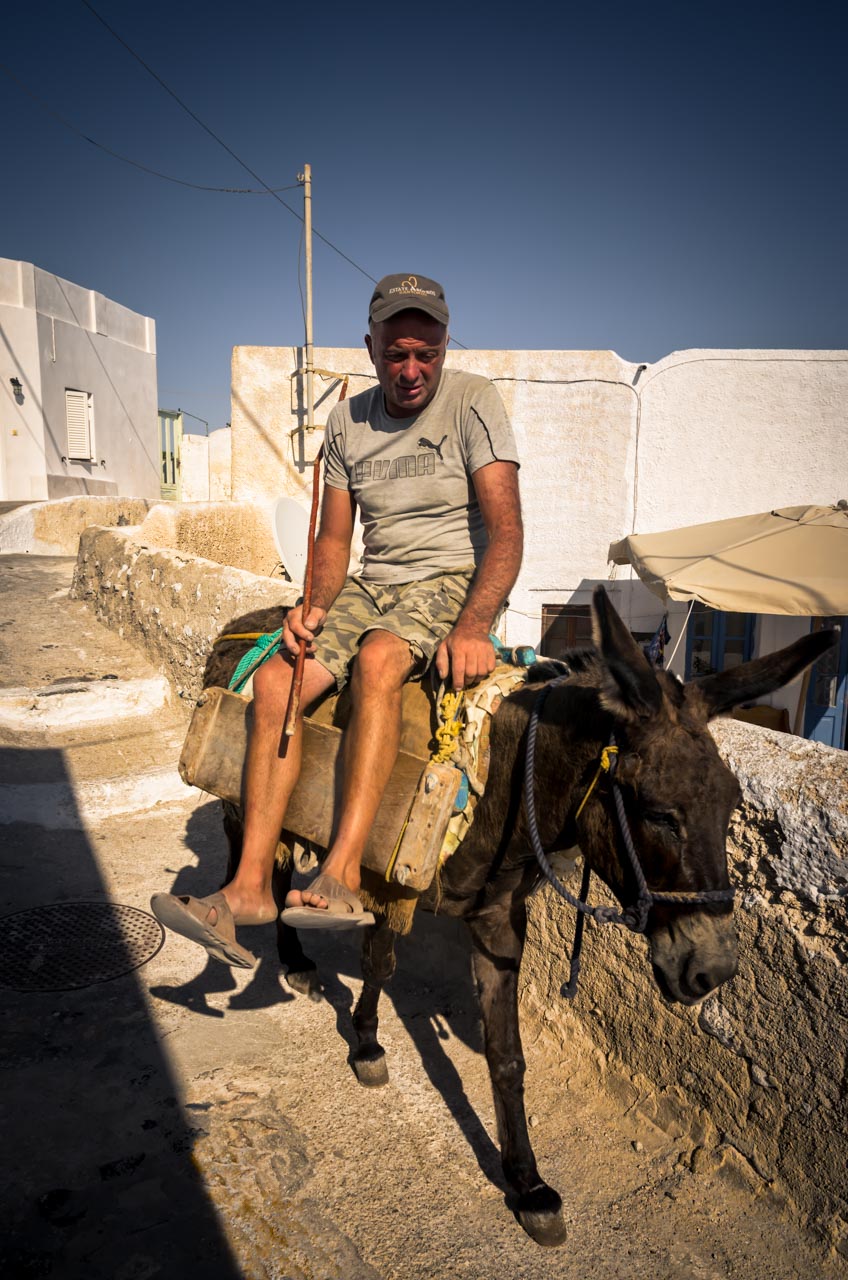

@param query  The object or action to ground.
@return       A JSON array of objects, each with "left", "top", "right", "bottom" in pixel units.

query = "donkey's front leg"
[
  {"left": 351, "top": 917, "right": 396, "bottom": 1087},
  {"left": 272, "top": 854, "right": 322, "bottom": 1001},
  {"left": 468, "top": 899, "right": 567, "bottom": 1247}
]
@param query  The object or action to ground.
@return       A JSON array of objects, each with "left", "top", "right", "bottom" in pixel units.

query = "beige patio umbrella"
[{"left": 608, "top": 502, "right": 848, "bottom": 616}]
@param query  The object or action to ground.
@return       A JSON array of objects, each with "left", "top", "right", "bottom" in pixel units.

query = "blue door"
[{"left": 804, "top": 617, "right": 848, "bottom": 750}]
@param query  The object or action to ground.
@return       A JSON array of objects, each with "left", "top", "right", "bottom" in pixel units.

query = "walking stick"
[{"left": 282, "top": 377, "right": 348, "bottom": 740}]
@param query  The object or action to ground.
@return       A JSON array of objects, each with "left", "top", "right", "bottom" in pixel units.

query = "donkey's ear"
[
  {"left": 685, "top": 629, "right": 837, "bottom": 721},
  {"left": 592, "top": 585, "right": 663, "bottom": 721}
]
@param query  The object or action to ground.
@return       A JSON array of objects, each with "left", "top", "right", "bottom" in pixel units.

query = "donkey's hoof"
[
  {"left": 352, "top": 1047, "right": 389, "bottom": 1088},
  {"left": 516, "top": 1184, "right": 567, "bottom": 1247},
  {"left": 285, "top": 967, "right": 323, "bottom": 1001}
]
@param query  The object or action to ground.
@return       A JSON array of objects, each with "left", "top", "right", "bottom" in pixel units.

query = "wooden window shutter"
[{"left": 66, "top": 390, "right": 91, "bottom": 459}]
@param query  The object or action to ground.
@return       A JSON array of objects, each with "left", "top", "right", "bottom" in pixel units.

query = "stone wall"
[
  {"left": 137, "top": 501, "right": 281, "bottom": 577},
  {"left": 521, "top": 717, "right": 848, "bottom": 1254},
  {"left": 71, "top": 525, "right": 298, "bottom": 700},
  {"left": 0, "top": 496, "right": 154, "bottom": 555}
]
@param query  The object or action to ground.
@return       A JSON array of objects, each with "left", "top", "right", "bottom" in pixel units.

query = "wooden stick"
[{"left": 282, "top": 377, "right": 349, "bottom": 741}]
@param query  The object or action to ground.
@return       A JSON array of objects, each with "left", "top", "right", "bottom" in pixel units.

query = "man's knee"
[
  {"left": 252, "top": 652, "right": 291, "bottom": 716},
  {"left": 353, "top": 630, "right": 415, "bottom": 693}
]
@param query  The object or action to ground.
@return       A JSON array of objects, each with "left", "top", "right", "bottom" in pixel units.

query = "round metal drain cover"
[{"left": 0, "top": 902, "right": 165, "bottom": 992}]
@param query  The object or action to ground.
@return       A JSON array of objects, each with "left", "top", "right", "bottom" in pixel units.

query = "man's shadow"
[{"left": 155, "top": 798, "right": 504, "bottom": 1190}]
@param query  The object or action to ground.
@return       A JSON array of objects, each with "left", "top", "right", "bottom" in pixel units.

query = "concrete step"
[
  {"left": 0, "top": 765, "right": 192, "bottom": 828},
  {"left": 0, "top": 553, "right": 195, "bottom": 827}
]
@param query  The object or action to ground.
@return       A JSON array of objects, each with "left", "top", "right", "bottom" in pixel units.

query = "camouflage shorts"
[{"left": 312, "top": 569, "right": 475, "bottom": 690}]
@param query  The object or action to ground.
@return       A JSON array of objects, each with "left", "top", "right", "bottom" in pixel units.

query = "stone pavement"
[{"left": 0, "top": 555, "right": 842, "bottom": 1280}]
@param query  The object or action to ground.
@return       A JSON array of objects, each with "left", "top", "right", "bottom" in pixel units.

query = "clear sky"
[{"left": 2, "top": 1, "right": 845, "bottom": 432}]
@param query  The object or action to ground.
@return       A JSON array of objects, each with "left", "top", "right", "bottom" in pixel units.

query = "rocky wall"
[
  {"left": 137, "top": 501, "right": 281, "bottom": 577},
  {"left": 520, "top": 717, "right": 848, "bottom": 1255},
  {"left": 0, "top": 496, "right": 154, "bottom": 555},
  {"left": 71, "top": 525, "right": 299, "bottom": 700}
]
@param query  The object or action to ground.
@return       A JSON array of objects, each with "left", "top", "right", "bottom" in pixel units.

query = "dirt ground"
[{"left": 1, "top": 554, "right": 844, "bottom": 1280}]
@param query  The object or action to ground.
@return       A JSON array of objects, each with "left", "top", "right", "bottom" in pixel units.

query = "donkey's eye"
[{"left": 643, "top": 810, "right": 682, "bottom": 838}]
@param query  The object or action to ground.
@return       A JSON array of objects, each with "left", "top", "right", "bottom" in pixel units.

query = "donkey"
[{"left": 203, "top": 586, "right": 832, "bottom": 1247}]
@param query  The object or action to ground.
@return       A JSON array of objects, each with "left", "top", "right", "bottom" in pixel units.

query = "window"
[
  {"left": 540, "top": 605, "right": 593, "bottom": 659},
  {"left": 65, "top": 389, "right": 94, "bottom": 461},
  {"left": 159, "top": 410, "right": 181, "bottom": 489},
  {"left": 685, "top": 605, "right": 755, "bottom": 678}
]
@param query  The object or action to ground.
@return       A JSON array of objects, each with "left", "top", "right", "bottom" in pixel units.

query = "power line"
[
  {"left": 79, "top": 0, "right": 378, "bottom": 284},
  {"left": 0, "top": 63, "right": 299, "bottom": 194},
  {"left": 11, "top": 6, "right": 468, "bottom": 347},
  {"left": 77, "top": 4, "right": 469, "bottom": 346}
]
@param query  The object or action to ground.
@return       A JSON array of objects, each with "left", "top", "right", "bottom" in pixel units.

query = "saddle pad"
[{"left": 438, "top": 665, "right": 530, "bottom": 865}]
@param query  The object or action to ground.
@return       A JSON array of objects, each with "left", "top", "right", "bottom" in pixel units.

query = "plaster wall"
[
  {"left": 179, "top": 434, "right": 210, "bottom": 502},
  {"left": 209, "top": 427, "right": 232, "bottom": 500},
  {"left": 634, "top": 351, "right": 848, "bottom": 533},
  {"left": 0, "top": 258, "right": 159, "bottom": 502},
  {"left": 230, "top": 345, "right": 848, "bottom": 664},
  {"left": 179, "top": 429, "right": 233, "bottom": 502},
  {"left": 0, "top": 261, "right": 48, "bottom": 500}
]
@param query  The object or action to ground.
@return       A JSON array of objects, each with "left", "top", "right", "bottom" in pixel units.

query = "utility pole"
[{"left": 298, "top": 163, "right": 315, "bottom": 435}]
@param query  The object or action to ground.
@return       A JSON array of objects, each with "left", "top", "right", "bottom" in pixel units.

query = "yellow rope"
[
  {"left": 213, "top": 632, "right": 266, "bottom": 643},
  {"left": 384, "top": 808, "right": 412, "bottom": 882},
  {"left": 573, "top": 745, "right": 619, "bottom": 820},
  {"left": 430, "top": 690, "right": 466, "bottom": 764},
  {"left": 384, "top": 688, "right": 467, "bottom": 881}
]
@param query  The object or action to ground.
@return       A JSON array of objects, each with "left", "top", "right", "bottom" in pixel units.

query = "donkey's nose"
[{"left": 685, "top": 950, "right": 738, "bottom": 999}]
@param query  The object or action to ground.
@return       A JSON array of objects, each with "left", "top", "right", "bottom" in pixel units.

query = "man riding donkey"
[{"left": 152, "top": 274, "right": 524, "bottom": 959}]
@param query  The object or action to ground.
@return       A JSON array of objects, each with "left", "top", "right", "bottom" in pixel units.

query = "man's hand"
[
  {"left": 282, "top": 603, "right": 328, "bottom": 658},
  {"left": 435, "top": 625, "right": 496, "bottom": 691}
]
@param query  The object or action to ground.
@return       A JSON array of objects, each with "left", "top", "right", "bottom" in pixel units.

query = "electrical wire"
[
  {"left": 0, "top": 63, "right": 299, "bottom": 195},
  {"left": 8, "top": 9, "right": 472, "bottom": 345},
  {"left": 79, "top": 0, "right": 379, "bottom": 284}
]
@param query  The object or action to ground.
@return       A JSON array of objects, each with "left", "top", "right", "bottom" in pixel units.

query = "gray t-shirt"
[{"left": 323, "top": 369, "right": 519, "bottom": 583}]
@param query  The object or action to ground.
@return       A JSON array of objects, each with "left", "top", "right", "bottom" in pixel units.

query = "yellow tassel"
[{"left": 574, "top": 745, "right": 620, "bottom": 820}]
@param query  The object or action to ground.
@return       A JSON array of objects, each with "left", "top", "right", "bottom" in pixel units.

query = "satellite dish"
[{"left": 271, "top": 497, "right": 310, "bottom": 585}]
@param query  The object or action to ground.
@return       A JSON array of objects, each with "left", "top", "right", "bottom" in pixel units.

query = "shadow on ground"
[
  {"left": 0, "top": 748, "right": 243, "bottom": 1280},
  {"left": 162, "top": 797, "right": 504, "bottom": 1190}
]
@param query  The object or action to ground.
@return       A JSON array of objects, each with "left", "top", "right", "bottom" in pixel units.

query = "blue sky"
[{"left": 2, "top": 1, "right": 845, "bottom": 431}]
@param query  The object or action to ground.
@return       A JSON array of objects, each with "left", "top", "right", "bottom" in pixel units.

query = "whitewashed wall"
[
  {"left": 0, "top": 258, "right": 159, "bottom": 502},
  {"left": 230, "top": 342, "right": 848, "bottom": 716},
  {"left": 180, "top": 428, "right": 232, "bottom": 502}
]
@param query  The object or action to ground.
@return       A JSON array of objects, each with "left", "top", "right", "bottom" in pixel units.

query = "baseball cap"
[{"left": 368, "top": 274, "right": 449, "bottom": 326}]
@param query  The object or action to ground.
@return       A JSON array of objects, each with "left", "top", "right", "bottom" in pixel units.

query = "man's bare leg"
[
  {"left": 286, "top": 630, "right": 414, "bottom": 910},
  {"left": 215, "top": 650, "right": 335, "bottom": 924}
]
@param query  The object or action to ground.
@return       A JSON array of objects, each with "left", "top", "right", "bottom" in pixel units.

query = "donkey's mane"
[{"left": 525, "top": 646, "right": 599, "bottom": 685}]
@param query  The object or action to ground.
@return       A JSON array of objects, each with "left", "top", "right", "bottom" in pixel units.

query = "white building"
[{"left": 0, "top": 258, "right": 159, "bottom": 502}]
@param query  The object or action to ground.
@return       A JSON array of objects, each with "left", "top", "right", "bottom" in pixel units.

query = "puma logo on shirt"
[{"left": 418, "top": 434, "right": 447, "bottom": 461}]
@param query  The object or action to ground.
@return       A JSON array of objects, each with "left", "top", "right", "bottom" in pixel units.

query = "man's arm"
[
  {"left": 281, "top": 484, "right": 356, "bottom": 657},
  {"left": 435, "top": 460, "right": 523, "bottom": 689}
]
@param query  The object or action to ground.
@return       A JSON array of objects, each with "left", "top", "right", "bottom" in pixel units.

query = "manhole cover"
[{"left": 0, "top": 902, "right": 165, "bottom": 992}]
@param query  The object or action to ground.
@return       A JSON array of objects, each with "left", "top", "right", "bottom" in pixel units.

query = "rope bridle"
[{"left": 523, "top": 672, "right": 736, "bottom": 999}]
